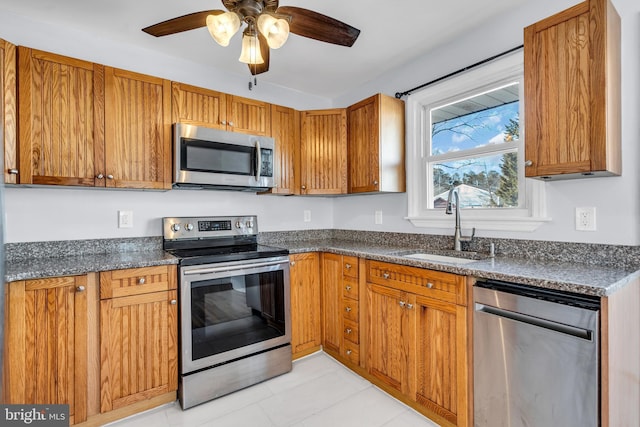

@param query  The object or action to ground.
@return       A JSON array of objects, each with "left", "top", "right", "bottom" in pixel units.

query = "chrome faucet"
[{"left": 445, "top": 187, "right": 475, "bottom": 251}]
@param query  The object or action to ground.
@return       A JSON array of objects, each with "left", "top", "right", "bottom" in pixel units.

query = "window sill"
[{"left": 406, "top": 211, "right": 551, "bottom": 232}]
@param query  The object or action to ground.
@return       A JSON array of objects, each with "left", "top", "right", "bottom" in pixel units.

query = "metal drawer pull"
[
  {"left": 107, "top": 174, "right": 114, "bottom": 180},
  {"left": 346, "top": 349, "right": 352, "bottom": 356},
  {"left": 170, "top": 299, "right": 177, "bottom": 305},
  {"left": 383, "top": 273, "right": 390, "bottom": 279},
  {"left": 345, "top": 263, "right": 352, "bottom": 269},
  {"left": 406, "top": 303, "right": 414, "bottom": 310},
  {"left": 76, "top": 285, "right": 86, "bottom": 292},
  {"left": 345, "top": 307, "right": 352, "bottom": 312},
  {"left": 346, "top": 328, "right": 352, "bottom": 334},
  {"left": 8, "top": 168, "right": 18, "bottom": 175},
  {"left": 345, "top": 285, "right": 352, "bottom": 291},
  {"left": 427, "top": 282, "right": 433, "bottom": 289},
  {"left": 399, "top": 301, "right": 405, "bottom": 307},
  {"left": 138, "top": 277, "right": 146, "bottom": 285}
]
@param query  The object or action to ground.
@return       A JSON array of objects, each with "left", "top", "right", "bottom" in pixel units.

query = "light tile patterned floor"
[{"left": 106, "top": 352, "right": 440, "bottom": 427}]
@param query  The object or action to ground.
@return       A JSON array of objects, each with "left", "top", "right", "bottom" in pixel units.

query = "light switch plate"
[
  {"left": 118, "top": 210, "right": 133, "bottom": 228},
  {"left": 303, "top": 210, "right": 311, "bottom": 222}
]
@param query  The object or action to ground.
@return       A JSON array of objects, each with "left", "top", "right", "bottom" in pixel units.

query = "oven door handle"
[{"left": 183, "top": 259, "right": 286, "bottom": 276}]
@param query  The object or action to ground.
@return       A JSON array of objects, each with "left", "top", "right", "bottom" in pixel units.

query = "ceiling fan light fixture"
[
  {"left": 239, "top": 28, "right": 265, "bottom": 65},
  {"left": 206, "top": 12, "right": 241, "bottom": 47},
  {"left": 257, "top": 14, "right": 290, "bottom": 49}
]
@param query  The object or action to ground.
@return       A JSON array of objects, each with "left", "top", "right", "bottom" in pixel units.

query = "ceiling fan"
[{"left": 142, "top": 0, "right": 360, "bottom": 76}]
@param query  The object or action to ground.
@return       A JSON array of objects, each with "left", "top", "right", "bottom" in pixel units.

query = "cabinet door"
[
  {"left": 104, "top": 67, "right": 171, "bottom": 189},
  {"left": 524, "top": 0, "right": 620, "bottom": 178},
  {"left": 18, "top": 47, "right": 105, "bottom": 186},
  {"left": 171, "top": 82, "right": 227, "bottom": 129},
  {"left": 227, "top": 95, "right": 270, "bottom": 135},
  {"left": 100, "top": 290, "right": 178, "bottom": 412},
  {"left": 268, "top": 104, "right": 300, "bottom": 195},
  {"left": 366, "top": 283, "right": 414, "bottom": 395},
  {"left": 1, "top": 39, "right": 17, "bottom": 184},
  {"left": 290, "top": 253, "right": 322, "bottom": 357},
  {"left": 414, "top": 295, "right": 467, "bottom": 427},
  {"left": 348, "top": 95, "right": 379, "bottom": 193},
  {"left": 321, "top": 253, "right": 343, "bottom": 354},
  {"left": 3, "top": 276, "right": 88, "bottom": 424},
  {"left": 300, "top": 109, "right": 347, "bottom": 194}
]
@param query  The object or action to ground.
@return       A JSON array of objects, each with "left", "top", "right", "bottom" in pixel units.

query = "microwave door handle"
[{"left": 255, "top": 140, "right": 262, "bottom": 181}]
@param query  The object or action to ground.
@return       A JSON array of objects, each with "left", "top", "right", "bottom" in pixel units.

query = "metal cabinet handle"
[
  {"left": 345, "top": 263, "right": 352, "bottom": 270},
  {"left": 346, "top": 349, "right": 352, "bottom": 356},
  {"left": 290, "top": 261, "right": 296, "bottom": 266},
  {"left": 373, "top": 180, "right": 378, "bottom": 185},
  {"left": 345, "top": 306, "right": 352, "bottom": 312},
  {"left": 427, "top": 282, "right": 433, "bottom": 289},
  {"left": 107, "top": 174, "right": 114, "bottom": 180},
  {"left": 301, "top": 185, "right": 306, "bottom": 190},
  {"left": 345, "top": 285, "right": 352, "bottom": 291},
  {"left": 221, "top": 120, "right": 227, "bottom": 125},
  {"left": 228, "top": 121, "right": 234, "bottom": 127},
  {"left": 76, "top": 286, "right": 86, "bottom": 292},
  {"left": 399, "top": 301, "right": 405, "bottom": 307},
  {"left": 346, "top": 328, "right": 352, "bottom": 334},
  {"left": 383, "top": 273, "right": 390, "bottom": 279},
  {"left": 406, "top": 303, "right": 414, "bottom": 310},
  {"left": 170, "top": 299, "right": 177, "bottom": 305},
  {"left": 138, "top": 277, "right": 146, "bottom": 285},
  {"left": 96, "top": 173, "right": 104, "bottom": 179},
  {"left": 8, "top": 169, "right": 18, "bottom": 175},
  {"left": 524, "top": 160, "right": 533, "bottom": 167}
]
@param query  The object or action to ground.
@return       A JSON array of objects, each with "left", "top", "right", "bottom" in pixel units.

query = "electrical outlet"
[
  {"left": 374, "top": 210, "right": 383, "bottom": 225},
  {"left": 118, "top": 210, "right": 133, "bottom": 228},
  {"left": 575, "top": 207, "right": 596, "bottom": 231},
  {"left": 303, "top": 210, "right": 311, "bottom": 222}
]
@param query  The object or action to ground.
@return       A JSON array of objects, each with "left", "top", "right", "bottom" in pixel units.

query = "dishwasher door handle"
[{"left": 475, "top": 303, "right": 593, "bottom": 341}]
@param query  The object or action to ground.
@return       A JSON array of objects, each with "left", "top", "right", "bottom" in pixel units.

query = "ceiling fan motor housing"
[{"left": 224, "top": 0, "right": 279, "bottom": 20}]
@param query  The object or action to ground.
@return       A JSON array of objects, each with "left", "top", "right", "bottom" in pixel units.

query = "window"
[{"left": 406, "top": 51, "right": 549, "bottom": 231}]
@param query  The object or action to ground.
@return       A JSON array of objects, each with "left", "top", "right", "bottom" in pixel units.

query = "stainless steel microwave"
[{"left": 173, "top": 123, "right": 275, "bottom": 191}]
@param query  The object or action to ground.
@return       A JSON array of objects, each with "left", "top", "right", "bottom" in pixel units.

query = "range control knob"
[
  {"left": 171, "top": 223, "right": 181, "bottom": 232},
  {"left": 236, "top": 221, "right": 243, "bottom": 229},
  {"left": 246, "top": 221, "right": 254, "bottom": 229},
  {"left": 185, "top": 223, "right": 194, "bottom": 231}
]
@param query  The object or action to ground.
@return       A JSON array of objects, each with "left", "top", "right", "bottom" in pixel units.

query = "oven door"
[{"left": 179, "top": 256, "right": 290, "bottom": 374}]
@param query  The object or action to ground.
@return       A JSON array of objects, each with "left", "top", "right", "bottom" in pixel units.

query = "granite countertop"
[
  {"left": 280, "top": 239, "right": 640, "bottom": 297},
  {"left": 5, "top": 250, "right": 178, "bottom": 282}
]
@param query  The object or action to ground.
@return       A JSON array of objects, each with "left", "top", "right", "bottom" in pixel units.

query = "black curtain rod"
[{"left": 394, "top": 45, "right": 524, "bottom": 99}]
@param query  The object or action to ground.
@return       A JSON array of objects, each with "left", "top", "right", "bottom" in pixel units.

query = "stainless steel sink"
[
  {"left": 403, "top": 253, "right": 479, "bottom": 264},
  {"left": 391, "top": 249, "right": 486, "bottom": 265}
]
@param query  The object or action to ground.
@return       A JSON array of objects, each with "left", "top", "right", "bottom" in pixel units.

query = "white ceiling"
[{"left": 0, "top": 0, "right": 528, "bottom": 98}]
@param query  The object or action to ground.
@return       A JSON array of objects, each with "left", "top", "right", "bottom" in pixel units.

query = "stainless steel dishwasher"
[{"left": 473, "top": 279, "right": 600, "bottom": 427}]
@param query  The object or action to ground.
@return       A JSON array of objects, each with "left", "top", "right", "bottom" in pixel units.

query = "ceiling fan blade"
[
  {"left": 249, "top": 32, "right": 270, "bottom": 75},
  {"left": 276, "top": 6, "right": 360, "bottom": 47},
  {"left": 142, "top": 10, "right": 224, "bottom": 37}
]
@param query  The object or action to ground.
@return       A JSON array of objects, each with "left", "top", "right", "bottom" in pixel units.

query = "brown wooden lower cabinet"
[
  {"left": 99, "top": 266, "right": 178, "bottom": 413},
  {"left": 289, "top": 252, "right": 322, "bottom": 358},
  {"left": 2, "top": 275, "right": 92, "bottom": 425}
]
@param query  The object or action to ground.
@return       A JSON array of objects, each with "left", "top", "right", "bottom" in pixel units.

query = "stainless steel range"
[{"left": 163, "top": 215, "right": 291, "bottom": 409}]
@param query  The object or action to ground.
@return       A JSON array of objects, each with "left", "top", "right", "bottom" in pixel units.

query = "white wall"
[
  {"left": 2, "top": 0, "right": 639, "bottom": 246},
  {"left": 333, "top": 0, "right": 640, "bottom": 246}
]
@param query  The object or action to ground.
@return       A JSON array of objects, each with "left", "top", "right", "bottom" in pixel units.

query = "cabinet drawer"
[
  {"left": 343, "top": 318, "right": 359, "bottom": 345},
  {"left": 343, "top": 340, "right": 360, "bottom": 365},
  {"left": 343, "top": 277, "right": 359, "bottom": 300},
  {"left": 100, "top": 265, "right": 177, "bottom": 299},
  {"left": 367, "top": 260, "right": 466, "bottom": 305},
  {"left": 342, "top": 299, "right": 359, "bottom": 322},
  {"left": 343, "top": 256, "right": 358, "bottom": 278}
]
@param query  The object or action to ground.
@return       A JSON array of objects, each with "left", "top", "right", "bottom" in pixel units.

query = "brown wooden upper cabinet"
[
  {"left": 268, "top": 104, "right": 300, "bottom": 195},
  {"left": 1, "top": 39, "right": 17, "bottom": 184},
  {"left": 18, "top": 47, "right": 105, "bottom": 186},
  {"left": 171, "top": 82, "right": 270, "bottom": 135},
  {"left": 300, "top": 108, "right": 347, "bottom": 195},
  {"left": 524, "top": 0, "right": 621, "bottom": 180},
  {"left": 104, "top": 67, "right": 172, "bottom": 189},
  {"left": 347, "top": 93, "right": 405, "bottom": 193}
]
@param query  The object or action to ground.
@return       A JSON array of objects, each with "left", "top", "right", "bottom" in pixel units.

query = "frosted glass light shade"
[
  {"left": 206, "top": 12, "right": 241, "bottom": 47},
  {"left": 257, "top": 14, "right": 289, "bottom": 49},
  {"left": 238, "top": 33, "right": 264, "bottom": 64}
]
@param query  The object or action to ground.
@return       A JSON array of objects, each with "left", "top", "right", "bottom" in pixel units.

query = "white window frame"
[{"left": 405, "top": 51, "right": 550, "bottom": 232}]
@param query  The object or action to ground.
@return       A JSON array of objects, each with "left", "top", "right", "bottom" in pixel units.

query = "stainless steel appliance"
[
  {"left": 473, "top": 279, "right": 600, "bottom": 427},
  {"left": 163, "top": 215, "right": 291, "bottom": 409},
  {"left": 173, "top": 123, "right": 275, "bottom": 191}
]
